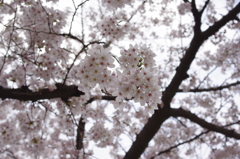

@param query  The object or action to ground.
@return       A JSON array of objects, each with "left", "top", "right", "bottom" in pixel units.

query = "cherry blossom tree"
[{"left": 0, "top": 0, "right": 240, "bottom": 158}]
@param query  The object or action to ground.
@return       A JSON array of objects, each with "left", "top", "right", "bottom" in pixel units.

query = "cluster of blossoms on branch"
[
  {"left": 72, "top": 44, "right": 161, "bottom": 112},
  {"left": 98, "top": 14, "right": 129, "bottom": 40},
  {"left": 101, "top": 0, "right": 135, "bottom": 9},
  {"left": 177, "top": 2, "right": 192, "bottom": 15}
]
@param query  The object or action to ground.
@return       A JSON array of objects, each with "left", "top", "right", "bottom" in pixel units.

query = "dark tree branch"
[
  {"left": 178, "top": 81, "right": 240, "bottom": 92},
  {"left": 170, "top": 108, "right": 240, "bottom": 139},
  {"left": 161, "top": 35, "right": 205, "bottom": 107},
  {"left": 123, "top": 107, "right": 171, "bottom": 159},
  {"left": 83, "top": 95, "right": 117, "bottom": 105},
  {"left": 191, "top": 0, "right": 202, "bottom": 33},
  {"left": 191, "top": 0, "right": 198, "bottom": 15},
  {"left": 0, "top": 84, "right": 84, "bottom": 101},
  {"left": 161, "top": 25, "right": 205, "bottom": 107},
  {"left": 160, "top": 0, "right": 220, "bottom": 108},
  {"left": 76, "top": 116, "right": 85, "bottom": 150},
  {"left": 199, "top": 0, "right": 210, "bottom": 15},
  {"left": 102, "top": 95, "right": 115, "bottom": 100},
  {"left": 202, "top": 2, "right": 240, "bottom": 39},
  {"left": 60, "top": 33, "right": 84, "bottom": 44}
]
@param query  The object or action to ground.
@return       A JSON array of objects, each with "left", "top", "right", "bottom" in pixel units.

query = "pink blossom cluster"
[
  {"left": 18, "top": 1, "right": 66, "bottom": 33},
  {"left": 73, "top": 45, "right": 115, "bottom": 92},
  {"left": 89, "top": 122, "right": 113, "bottom": 148},
  {"left": 26, "top": 137, "right": 45, "bottom": 156},
  {"left": 177, "top": 2, "right": 192, "bottom": 15},
  {"left": 0, "top": 121, "right": 17, "bottom": 146},
  {"left": 114, "top": 44, "right": 162, "bottom": 108},
  {"left": 196, "top": 36, "right": 240, "bottom": 74},
  {"left": 74, "top": 44, "right": 161, "bottom": 111},
  {"left": 101, "top": 0, "right": 135, "bottom": 9},
  {"left": 98, "top": 14, "right": 129, "bottom": 41}
]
